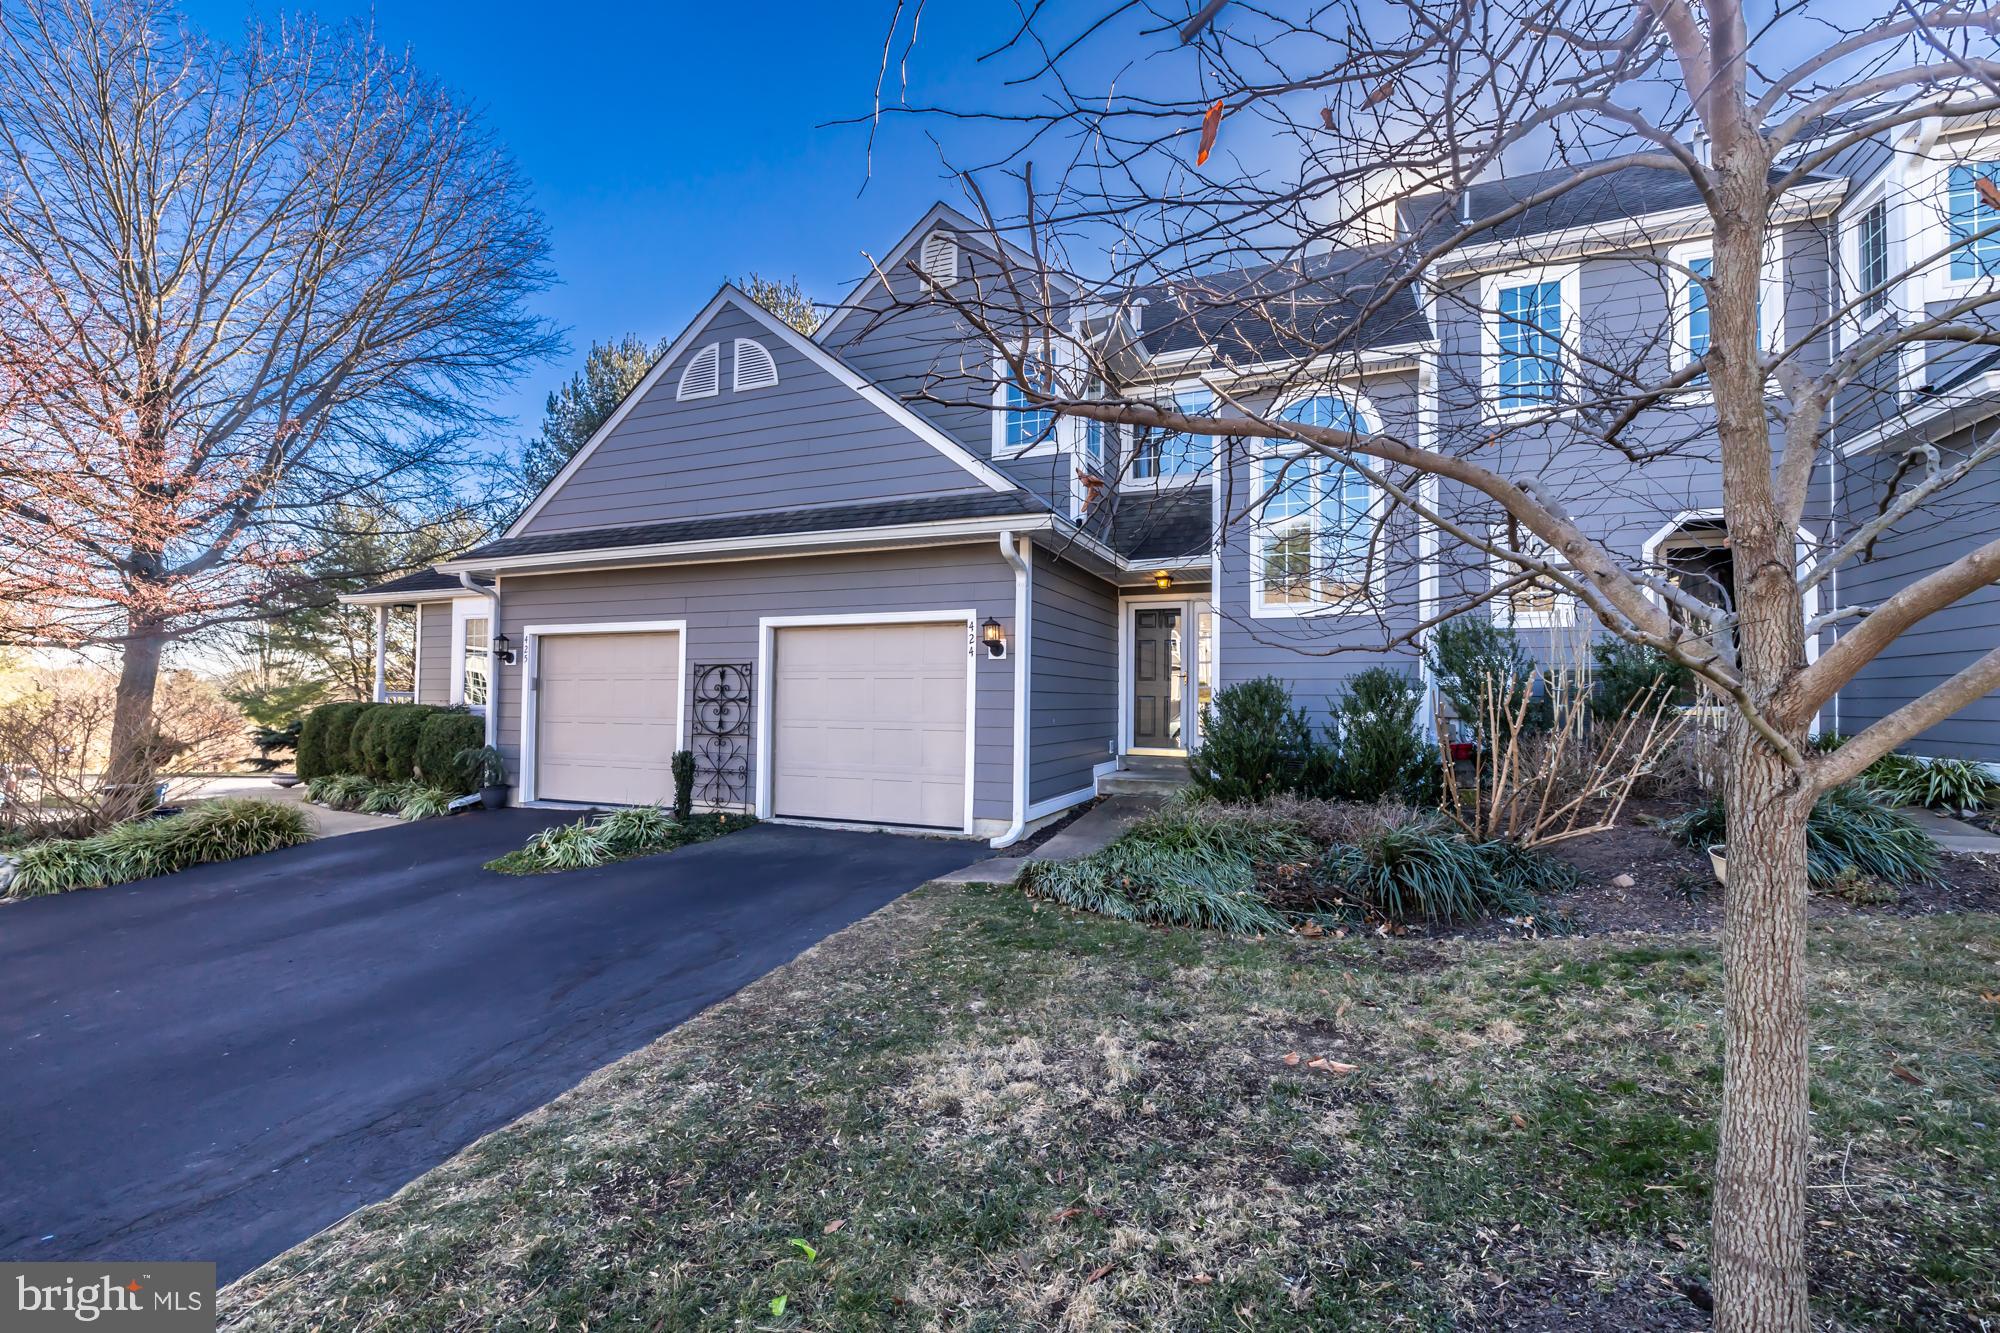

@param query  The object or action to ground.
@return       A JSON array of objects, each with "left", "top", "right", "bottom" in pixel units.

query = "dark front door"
[{"left": 1131, "top": 606, "right": 1184, "bottom": 750}]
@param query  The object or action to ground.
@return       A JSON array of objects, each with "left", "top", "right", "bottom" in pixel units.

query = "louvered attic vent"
[
  {"left": 919, "top": 229, "right": 958, "bottom": 284},
  {"left": 677, "top": 342, "right": 721, "bottom": 399},
  {"left": 733, "top": 338, "right": 779, "bottom": 391}
]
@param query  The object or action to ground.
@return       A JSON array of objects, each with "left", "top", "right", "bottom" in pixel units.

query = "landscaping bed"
[
  {"left": 485, "top": 805, "right": 751, "bottom": 875},
  {"left": 219, "top": 882, "right": 2000, "bottom": 1330},
  {"left": 1, "top": 798, "right": 313, "bottom": 898}
]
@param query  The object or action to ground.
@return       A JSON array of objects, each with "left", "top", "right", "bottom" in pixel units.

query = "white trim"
[
  {"left": 1911, "top": 128, "right": 2000, "bottom": 305},
  {"left": 517, "top": 619, "right": 689, "bottom": 807},
  {"left": 370, "top": 605, "right": 389, "bottom": 703},
  {"left": 732, "top": 338, "right": 779, "bottom": 392},
  {"left": 1433, "top": 176, "right": 1847, "bottom": 277},
  {"left": 1026, "top": 783, "right": 1096, "bottom": 821},
  {"left": 1836, "top": 173, "right": 1898, "bottom": 348},
  {"left": 507, "top": 286, "right": 1016, "bottom": 535},
  {"left": 1478, "top": 263, "right": 1580, "bottom": 417},
  {"left": 1244, "top": 387, "right": 1389, "bottom": 620},
  {"left": 1836, "top": 368, "right": 2000, "bottom": 455},
  {"left": 450, "top": 599, "right": 494, "bottom": 712},
  {"left": 462, "top": 514, "right": 1053, "bottom": 576},
  {"left": 335, "top": 588, "right": 486, "bottom": 607},
  {"left": 754, "top": 610, "right": 981, "bottom": 837},
  {"left": 676, "top": 342, "right": 721, "bottom": 400},
  {"left": 1639, "top": 511, "right": 1821, "bottom": 665}
]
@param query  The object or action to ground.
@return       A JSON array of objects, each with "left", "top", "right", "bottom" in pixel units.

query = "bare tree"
[
  {"left": 0, "top": 0, "right": 557, "bottom": 809},
  {"left": 862, "top": 3, "right": 2000, "bottom": 1328}
]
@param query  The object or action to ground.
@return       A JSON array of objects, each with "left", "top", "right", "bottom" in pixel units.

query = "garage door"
[
  {"left": 771, "top": 622, "right": 967, "bottom": 829},
  {"left": 535, "top": 631, "right": 681, "bottom": 805}
]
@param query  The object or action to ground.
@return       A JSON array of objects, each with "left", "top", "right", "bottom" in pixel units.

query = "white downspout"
[
  {"left": 371, "top": 605, "right": 389, "bottom": 702},
  {"left": 457, "top": 572, "right": 503, "bottom": 750},
  {"left": 991, "top": 530, "right": 1032, "bottom": 848}
]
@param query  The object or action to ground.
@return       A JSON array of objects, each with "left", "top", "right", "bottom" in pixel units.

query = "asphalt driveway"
[{"left": 0, "top": 812, "right": 983, "bottom": 1281}]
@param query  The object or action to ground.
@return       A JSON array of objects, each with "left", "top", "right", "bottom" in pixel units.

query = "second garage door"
[
  {"left": 770, "top": 621, "right": 968, "bottom": 829},
  {"left": 535, "top": 631, "right": 681, "bottom": 805}
]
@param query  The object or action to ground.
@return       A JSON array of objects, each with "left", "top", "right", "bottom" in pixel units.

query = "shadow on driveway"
[{"left": 0, "top": 813, "right": 982, "bottom": 1281}]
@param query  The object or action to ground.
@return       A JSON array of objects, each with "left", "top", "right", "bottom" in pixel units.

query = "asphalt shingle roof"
[
  {"left": 446, "top": 491, "right": 1050, "bottom": 566},
  {"left": 1109, "top": 489, "right": 1212, "bottom": 563},
  {"left": 1130, "top": 248, "right": 1431, "bottom": 364},
  {"left": 349, "top": 569, "right": 480, "bottom": 599}
]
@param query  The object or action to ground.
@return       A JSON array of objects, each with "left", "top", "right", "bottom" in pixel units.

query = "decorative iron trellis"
[{"left": 689, "top": 662, "right": 752, "bottom": 811}]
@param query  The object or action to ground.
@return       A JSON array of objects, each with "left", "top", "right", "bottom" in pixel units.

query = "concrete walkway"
[
  {"left": 180, "top": 775, "right": 403, "bottom": 838},
  {"left": 1900, "top": 805, "right": 2000, "bottom": 855},
  {"left": 937, "top": 796, "right": 1164, "bottom": 886}
]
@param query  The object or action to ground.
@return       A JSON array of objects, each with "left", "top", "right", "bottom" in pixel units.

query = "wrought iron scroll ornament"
[{"left": 690, "top": 663, "right": 752, "bottom": 811}]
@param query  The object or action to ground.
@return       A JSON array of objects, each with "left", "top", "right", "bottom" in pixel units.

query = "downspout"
[
  {"left": 991, "top": 530, "right": 1032, "bottom": 848},
  {"left": 457, "top": 572, "right": 503, "bottom": 750}
]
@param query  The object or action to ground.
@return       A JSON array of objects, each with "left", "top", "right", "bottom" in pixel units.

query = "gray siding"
[
  {"left": 415, "top": 601, "right": 454, "bottom": 705},
  {"left": 521, "top": 298, "right": 993, "bottom": 536},
  {"left": 491, "top": 544, "right": 1019, "bottom": 824},
  {"left": 1833, "top": 437, "right": 2000, "bottom": 759},
  {"left": 1028, "top": 549, "right": 1119, "bottom": 801}
]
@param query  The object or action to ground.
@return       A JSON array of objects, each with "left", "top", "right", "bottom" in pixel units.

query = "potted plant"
[
  {"left": 457, "top": 745, "right": 510, "bottom": 809},
  {"left": 1708, "top": 843, "right": 1728, "bottom": 885}
]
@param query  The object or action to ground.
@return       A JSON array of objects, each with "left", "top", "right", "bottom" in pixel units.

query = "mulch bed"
[{"left": 1524, "top": 801, "right": 2000, "bottom": 936}]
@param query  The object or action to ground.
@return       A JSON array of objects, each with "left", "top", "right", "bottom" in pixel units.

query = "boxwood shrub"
[
  {"left": 304, "top": 701, "right": 374, "bottom": 780},
  {"left": 348, "top": 703, "right": 395, "bottom": 777},
  {"left": 416, "top": 710, "right": 485, "bottom": 791},
  {"left": 375, "top": 704, "right": 433, "bottom": 782}
]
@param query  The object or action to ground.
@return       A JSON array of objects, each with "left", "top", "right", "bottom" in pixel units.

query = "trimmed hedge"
[
  {"left": 374, "top": 704, "right": 433, "bottom": 782},
  {"left": 416, "top": 710, "right": 486, "bottom": 791},
  {"left": 348, "top": 703, "right": 393, "bottom": 776},
  {"left": 309, "top": 702, "right": 375, "bottom": 780}
]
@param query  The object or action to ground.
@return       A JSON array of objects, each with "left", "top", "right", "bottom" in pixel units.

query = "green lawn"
[{"left": 222, "top": 886, "right": 2000, "bottom": 1330}]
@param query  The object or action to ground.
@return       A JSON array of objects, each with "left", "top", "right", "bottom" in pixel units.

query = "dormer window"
[
  {"left": 997, "top": 362, "right": 1055, "bottom": 451},
  {"left": 919, "top": 229, "right": 959, "bottom": 284},
  {"left": 676, "top": 342, "right": 721, "bottom": 400},
  {"left": 732, "top": 338, "right": 779, "bottom": 391}
]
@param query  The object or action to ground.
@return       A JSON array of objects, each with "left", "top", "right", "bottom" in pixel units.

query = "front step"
[{"left": 1097, "top": 758, "right": 1193, "bottom": 797}]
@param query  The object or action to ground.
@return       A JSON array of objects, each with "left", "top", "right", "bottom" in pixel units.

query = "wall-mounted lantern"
[
  {"left": 980, "top": 616, "right": 1007, "bottom": 659},
  {"left": 492, "top": 632, "right": 518, "bottom": 666}
]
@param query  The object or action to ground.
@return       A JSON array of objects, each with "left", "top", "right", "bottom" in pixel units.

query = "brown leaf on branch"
[
  {"left": 1196, "top": 99, "right": 1223, "bottom": 165},
  {"left": 1976, "top": 176, "right": 2000, "bottom": 212}
]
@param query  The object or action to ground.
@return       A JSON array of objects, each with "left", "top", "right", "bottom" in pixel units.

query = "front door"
[{"left": 1130, "top": 606, "right": 1185, "bottom": 752}]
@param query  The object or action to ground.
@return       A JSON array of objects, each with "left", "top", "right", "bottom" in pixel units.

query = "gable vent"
[
  {"left": 677, "top": 342, "right": 721, "bottom": 400},
  {"left": 732, "top": 337, "right": 779, "bottom": 391},
  {"left": 919, "top": 229, "right": 959, "bottom": 285}
]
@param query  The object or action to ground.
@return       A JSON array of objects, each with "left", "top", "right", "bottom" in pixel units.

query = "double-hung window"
[
  {"left": 1129, "top": 389, "right": 1209, "bottom": 483},
  {"left": 1947, "top": 162, "right": 2000, "bottom": 280},
  {"left": 1494, "top": 278, "right": 1565, "bottom": 410},
  {"left": 455, "top": 611, "right": 491, "bottom": 710},
  {"left": 999, "top": 361, "right": 1056, "bottom": 451},
  {"left": 1856, "top": 199, "right": 1890, "bottom": 316}
]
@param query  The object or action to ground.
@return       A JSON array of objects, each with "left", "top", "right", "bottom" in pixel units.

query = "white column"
[{"left": 371, "top": 605, "right": 389, "bottom": 702}]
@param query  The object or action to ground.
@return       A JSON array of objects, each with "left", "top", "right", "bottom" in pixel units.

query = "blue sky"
[{"left": 181, "top": 0, "right": 1033, "bottom": 447}]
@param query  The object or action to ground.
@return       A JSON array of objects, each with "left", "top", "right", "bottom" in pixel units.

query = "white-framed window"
[
  {"left": 450, "top": 599, "right": 492, "bottom": 712},
  {"left": 1128, "top": 387, "right": 1210, "bottom": 485},
  {"left": 1249, "top": 391, "right": 1381, "bottom": 617},
  {"left": 1857, "top": 199, "right": 1891, "bottom": 315},
  {"left": 732, "top": 338, "right": 778, "bottom": 391},
  {"left": 993, "top": 359, "right": 1057, "bottom": 453},
  {"left": 1909, "top": 133, "right": 2000, "bottom": 301},
  {"left": 676, "top": 342, "right": 721, "bottom": 400},
  {"left": 1489, "top": 528, "right": 1577, "bottom": 629},
  {"left": 1667, "top": 240, "right": 1783, "bottom": 379},
  {"left": 1480, "top": 265, "right": 1578, "bottom": 414},
  {"left": 1836, "top": 176, "right": 1898, "bottom": 346},
  {"left": 1946, "top": 159, "right": 2000, "bottom": 281}
]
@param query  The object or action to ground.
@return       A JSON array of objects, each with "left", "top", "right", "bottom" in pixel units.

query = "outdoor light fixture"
[
  {"left": 980, "top": 616, "right": 1007, "bottom": 659},
  {"left": 492, "top": 632, "right": 517, "bottom": 666},
  {"left": 1152, "top": 569, "right": 1174, "bottom": 591}
]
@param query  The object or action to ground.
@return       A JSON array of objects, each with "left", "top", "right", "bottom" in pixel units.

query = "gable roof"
[
  {"left": 505, "top": 283, "right": 1020, "bottom": 538},
  {"left": 815, "top": 201, "right": 1077, "bottom": 345}
]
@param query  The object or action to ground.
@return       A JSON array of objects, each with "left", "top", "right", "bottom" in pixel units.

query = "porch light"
[
  {"left": 492, "top": 632, "right": 517, "bottom": 665},
  {"left": 980, "top": 616, "right": 1007, "bottom": 659},
  {"left": 1152, "top": 569, "right": 1174, "bottom": 591}
]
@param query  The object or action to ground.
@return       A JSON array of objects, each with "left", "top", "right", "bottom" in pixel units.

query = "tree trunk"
[
  {"left": 103, "top": 621, "right": 167, "bottom": 820},
  {"left": 1711, "top": 732, "right": 1812, "bottom": 1332}
]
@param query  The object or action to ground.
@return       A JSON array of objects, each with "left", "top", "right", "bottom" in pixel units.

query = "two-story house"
[{"left": 342, "top": 122, "right": 2000, "bottom": 842}]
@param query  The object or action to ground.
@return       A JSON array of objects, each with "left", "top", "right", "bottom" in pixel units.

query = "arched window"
[
  {"left": 733, "top": 338, "right": 779, "bottom": 391},
  {"left": 1252, "top": 393, "right": 1381, "bottom": 615},
  {"left": 676, "top": 342, "right": 721, "bottom": 400}
]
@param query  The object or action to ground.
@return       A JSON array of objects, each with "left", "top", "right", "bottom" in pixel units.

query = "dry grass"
[{"left": 220, "top": 886, "right": 1999, "bottom": 1331}]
